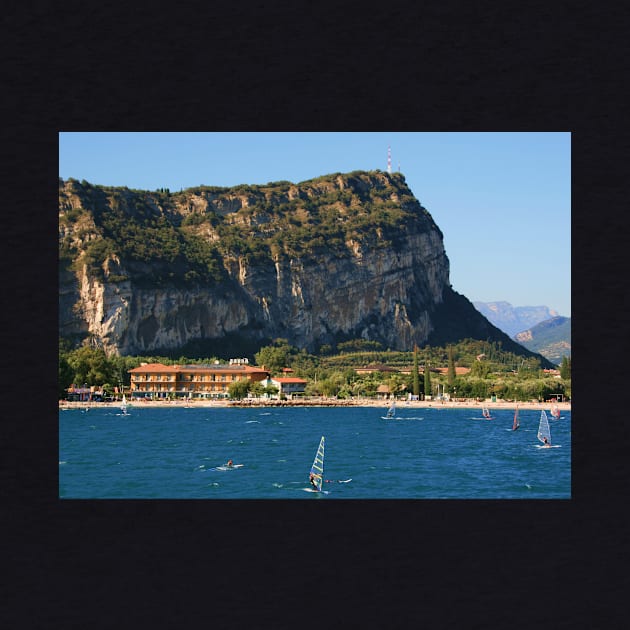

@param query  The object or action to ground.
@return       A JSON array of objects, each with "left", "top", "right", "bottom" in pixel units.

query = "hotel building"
[{"left": 128, "top": 359, "right": 269, "bottom": 399}]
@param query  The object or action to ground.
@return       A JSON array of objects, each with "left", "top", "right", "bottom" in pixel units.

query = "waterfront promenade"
[{"left": 59, "top": 397, "right": 571, "bottom": 411}]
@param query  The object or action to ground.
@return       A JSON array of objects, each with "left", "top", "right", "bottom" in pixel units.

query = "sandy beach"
[{"left": 59, "top": 397, "right": 570, "bottom": 411}]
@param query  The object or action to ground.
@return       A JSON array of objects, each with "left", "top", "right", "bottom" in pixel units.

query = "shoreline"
[{"left": 59, "top": 398, "right": 571, "bottom": 411}]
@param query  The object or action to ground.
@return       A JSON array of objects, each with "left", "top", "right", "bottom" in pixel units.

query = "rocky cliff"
[{"left": 59, "top": 171, "right": 547, "bottom": 364}]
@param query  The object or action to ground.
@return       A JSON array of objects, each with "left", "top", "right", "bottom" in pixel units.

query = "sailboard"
[
  {"left": 381, "top": 402, "right": 396, "bottom": 420},
  {"left": 512, "top": 406, "right": 520, "bottom": 431},
  {"left": 550, "top": 404, "right": 561, "bottom": 420},
  {"left": 482, "top": 405, "right": 493, "bottom": 419},
  {"left": 537, "top": 410, "right": 552, "bottom": 447},
  {"left": 308, "top": 435, "right": 325, "bottom": 492},
  {"left": 120, "top": 394, "right": 128, "bottom": 415},
  {"left": 212, "top": 463, "right": 244, "bottom": 471}
]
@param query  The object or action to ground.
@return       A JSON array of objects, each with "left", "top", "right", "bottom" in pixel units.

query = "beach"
[{"left": 59, "top": 397, "right": 570, "bottom": 411}]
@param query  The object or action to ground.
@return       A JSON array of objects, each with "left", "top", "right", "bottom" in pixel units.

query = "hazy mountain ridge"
[
  {"left": 514, "top": 316, "right": 571, "bottom": 365},
  {"left": 473, "top": 301, "right": 561, "bottom": 337},
  {"left": 58, "top": 172, "right": 553, "bottom": 368}
]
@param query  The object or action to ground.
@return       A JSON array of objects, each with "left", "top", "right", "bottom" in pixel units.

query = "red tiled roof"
[
  {"left": 129, "top": 363, "right": 269, "bottom": 374},
  {"left": 129, "top": 363, "right": 177, "bottom": 373}
]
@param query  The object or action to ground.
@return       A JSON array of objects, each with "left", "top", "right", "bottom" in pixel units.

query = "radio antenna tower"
[{"left": 387, "top": 145, "right": 392, "bottom": 174}]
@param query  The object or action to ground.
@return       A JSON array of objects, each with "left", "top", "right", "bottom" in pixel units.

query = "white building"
[{"left": 263, "top": 376, "right": 307, "bottom": 398}]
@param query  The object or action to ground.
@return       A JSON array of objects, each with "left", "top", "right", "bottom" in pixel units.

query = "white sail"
[
  {"left": 121, "top": 394, "right": 128, "bottom": 413},
  {"left": 387, "top": 403, "right": 396, "bottom": 418},
  {"left": 537, "top": 410, "right": 551, "bottom": 444},
  {"left": 309, "top": 436, "right": 325, "bottom": 492}
]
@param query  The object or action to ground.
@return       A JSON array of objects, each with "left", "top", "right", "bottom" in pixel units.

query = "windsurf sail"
[
  {"left": 550, "top": 404, "right": 560, "bottom": 419},
  {"left": 309, "top": 436, "right": 325, "bottom": 492},
  {"left": 386, "top": 402, "right": 396, "bottom": 418},
  {"left": 482, "top": 405, "right": 491, "bottom": 419},
  {"left": 537, "top": 410, "right": 552, "bottom": 445},
  {"left": 512, "top": 406, "right": 520, "bottom": 430},
  {"left": 121, "top": 394, "right": 128, "bottom": 414}
]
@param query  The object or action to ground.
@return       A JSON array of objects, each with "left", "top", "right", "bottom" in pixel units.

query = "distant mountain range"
[
  {"left": 473, "top": 301, "right": 570, "bottom": 365},
  {"left": 513, "top": 316, "right": 571, "bottom": 366},
  {"left": 473, "top": 301, "right": 561, "bottom": 337}
]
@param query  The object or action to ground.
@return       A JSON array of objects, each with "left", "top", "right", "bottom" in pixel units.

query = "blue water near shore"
[{"left": 59, "top": 405, "right": 571, "bottom": 499}]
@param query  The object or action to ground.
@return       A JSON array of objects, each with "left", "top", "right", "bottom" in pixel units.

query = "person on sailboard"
[
  {"left": 226, "top": 459, "right": 234, "bottom": 467},
  {"left": 542, "top": 437, "right": 551, "bottom": 448},
  {"left": 309, "top": 472, "right": 319, "bottom": 489}
]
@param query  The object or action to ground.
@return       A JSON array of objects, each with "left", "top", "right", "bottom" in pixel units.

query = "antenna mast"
[{"left": 387, "top": 145, "right": 392, "bottom": 174}]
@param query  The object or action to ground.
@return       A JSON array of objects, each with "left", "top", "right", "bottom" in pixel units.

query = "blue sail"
[{"left": 309, "top": 436, "right": 325, "bottom": 492}]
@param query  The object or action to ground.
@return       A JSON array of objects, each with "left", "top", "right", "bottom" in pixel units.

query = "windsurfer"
[
  {"left": 542, "top": 437, "right": 551, "bottom": 448},
  {"left": 309, "top": 472, "right": 319, "bottom": 489},
  {"left": 226, "top": 459, "right": 234, "bottom": 467}
]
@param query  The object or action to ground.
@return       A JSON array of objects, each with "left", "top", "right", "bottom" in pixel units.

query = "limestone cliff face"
[{"left": 59, "top": 171, "right": 515, "bottom": 357}]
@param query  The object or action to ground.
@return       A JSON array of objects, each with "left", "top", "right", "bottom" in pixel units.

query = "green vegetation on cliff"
[{"left": 59, "top": 170, "right": 434, "bottom": 286}]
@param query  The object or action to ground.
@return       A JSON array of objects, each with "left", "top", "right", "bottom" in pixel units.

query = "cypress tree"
[
  {"left": 424, "top": 362, "right": 432, "bottom": 399},
  {"left": 413, "top": 344, "right": 420, "bottom": 397},
  {"left": 447, "top": 345, "right": 456, "bottom": 391}
]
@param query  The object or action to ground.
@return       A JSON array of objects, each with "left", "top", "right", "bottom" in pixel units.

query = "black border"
[{"left": 4, "top": 2, "right": 626, "bottom": 627}]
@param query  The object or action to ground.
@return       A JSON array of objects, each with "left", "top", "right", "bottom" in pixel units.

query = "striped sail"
[
  {"left": 309, "top": 436, "right": 325, "bottom": 492},
  {"left": 537, "top": 410, "right": 551, "bottom": 444}
]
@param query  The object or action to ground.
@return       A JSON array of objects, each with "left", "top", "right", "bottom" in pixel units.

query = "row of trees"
[{"left": 59, "top": 336, "right": 571, "bottom": 403}]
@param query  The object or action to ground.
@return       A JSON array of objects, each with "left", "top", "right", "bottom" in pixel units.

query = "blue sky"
[{"left": 59, "top": 132, "right": 571, "bottom": 316}]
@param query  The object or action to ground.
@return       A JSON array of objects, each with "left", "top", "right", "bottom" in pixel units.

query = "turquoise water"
[{"left": 58, "top": 405, "right": 571, "bottom": 499}]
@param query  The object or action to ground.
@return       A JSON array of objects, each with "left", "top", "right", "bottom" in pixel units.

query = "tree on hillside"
[
  {"left": 560, "top": 356, "right": 571, "bottom": 380},
  {"left": 67, "top": 346, "right": 117, "bottom": 388},
  {"left": 254, "top": 339, "right": 296, "bottom": 374},
  {"left": 58, "top": 353, "right": 74, "bottom": 399},
  {"left": 470, "top": 358, "right": 489, "bottom": 378}
]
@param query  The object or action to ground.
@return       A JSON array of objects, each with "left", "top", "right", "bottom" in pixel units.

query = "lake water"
[{"left": 59, "top": 405, "right": 571, "bottom": 499}]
